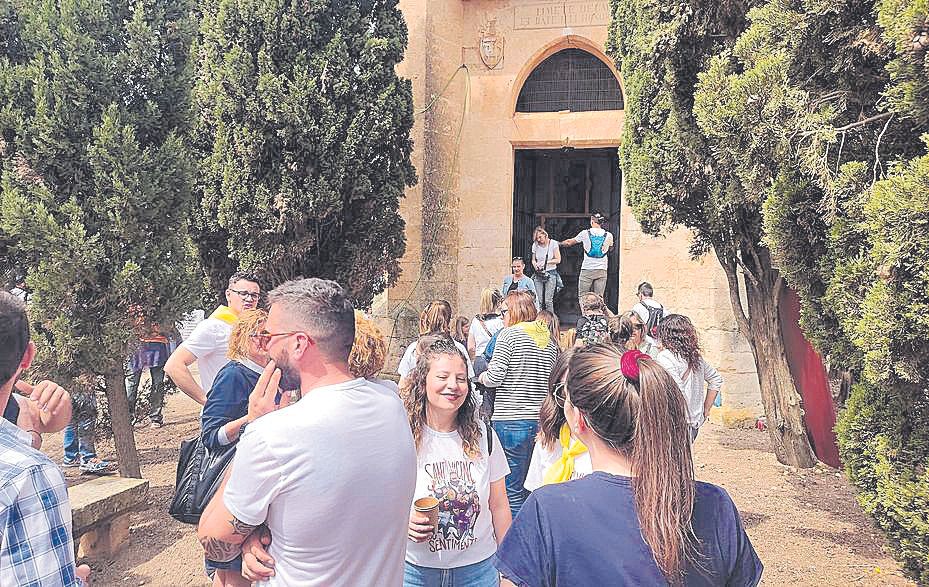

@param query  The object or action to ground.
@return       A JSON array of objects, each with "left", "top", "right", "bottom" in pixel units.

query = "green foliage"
[
  {"left": 192, "top": 0, "right": 416, "bottom": 306},
  {"left": 0, "top": 0, "right": 199, "bottom": 383},
  {"left": 684, "top": 0, "right": 929, "bottom": 578},
  {"left": 836, "top": 382, "right": 929, "bottom": 584}
]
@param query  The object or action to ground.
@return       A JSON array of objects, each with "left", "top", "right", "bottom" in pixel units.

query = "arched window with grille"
[{"left": 516, "top": 48, "right": 623, "bottom": 113}]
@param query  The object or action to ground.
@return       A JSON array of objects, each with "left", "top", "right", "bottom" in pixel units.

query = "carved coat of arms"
[{"left": 479, "top": 19, "right": 505, "bottom": 70}]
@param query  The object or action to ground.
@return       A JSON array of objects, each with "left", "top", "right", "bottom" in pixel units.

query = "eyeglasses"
[
  {"left": 248, "top": 330, "right": 311, "bottom": 350},
  {"left": 553, "top": 381, "right": 567, "bottom": 408},
  {"left": 500, "top": 309, "right": 509, "bottom": 317},
  {"left": 229, "top": 289, "right": 261, "bottom": 301}
]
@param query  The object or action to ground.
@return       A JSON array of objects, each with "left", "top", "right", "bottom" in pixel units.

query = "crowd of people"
[{"left": 0, "top": 255, "right": 758, "bottom": 585}]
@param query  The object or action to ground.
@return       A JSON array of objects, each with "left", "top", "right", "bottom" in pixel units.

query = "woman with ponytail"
[{"left": 495, "top": 345, "right": 762, "bottom": 586}]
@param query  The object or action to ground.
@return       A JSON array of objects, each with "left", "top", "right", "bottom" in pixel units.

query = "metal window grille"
[{"left": 516, "top": 49, "right": 623, "bottom": 113}]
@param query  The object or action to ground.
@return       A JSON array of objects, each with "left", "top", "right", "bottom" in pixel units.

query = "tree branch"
[
  {"left": 872, "top": 112, "right": 894, "bottom": 185},
  {"left": 721, "top": 258, "right": 754, "bottom": 344},
  {"left": 803, "top": 111, "right": 892, "bottom": 136}
]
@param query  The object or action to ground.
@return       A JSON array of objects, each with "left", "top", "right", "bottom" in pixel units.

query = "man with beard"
[{"left": 198, "top": 278, "right": 417, "bottom": 586}]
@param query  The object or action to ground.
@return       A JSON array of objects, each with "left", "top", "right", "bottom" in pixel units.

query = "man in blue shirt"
[{"left": 0, "top": 291, "right": 90, "bottom": 586}]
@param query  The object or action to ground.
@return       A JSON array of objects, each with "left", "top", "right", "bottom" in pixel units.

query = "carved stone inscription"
[{"left": 514, "top": 1, "right": 610, "bottom": 30}]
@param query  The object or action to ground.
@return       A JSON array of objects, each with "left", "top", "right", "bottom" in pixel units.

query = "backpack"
[
  {"left": 586, "top": 231, "right": 608, "bottom": 259},
  {"left": 577, "top": 314, "right": 610, "bottom": 346},
  {"left": 640, "top": 302, "right": 664, "bottom": 338}
]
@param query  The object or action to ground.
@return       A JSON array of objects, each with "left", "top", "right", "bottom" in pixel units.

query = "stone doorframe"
[{"left": 505, "top": 35, "right": 625, "bottom": 308}]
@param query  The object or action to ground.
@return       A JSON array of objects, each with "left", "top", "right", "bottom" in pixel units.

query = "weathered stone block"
[{"left": 69, "top": 476, "right": 147, "bottom": 558}]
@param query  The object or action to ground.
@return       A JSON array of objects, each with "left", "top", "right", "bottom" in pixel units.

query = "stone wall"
[{"left": 376, "top": 0, "right": 763, "bottom": 415}]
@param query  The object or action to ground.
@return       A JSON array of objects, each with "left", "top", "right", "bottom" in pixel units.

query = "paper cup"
[{"left": 413, "top": 496, "right": 439, "bottom": 532}]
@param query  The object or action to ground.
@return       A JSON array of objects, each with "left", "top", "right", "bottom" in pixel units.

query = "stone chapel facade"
[{"left": 372, "top": 0, "right": 763, "bottom": 414}]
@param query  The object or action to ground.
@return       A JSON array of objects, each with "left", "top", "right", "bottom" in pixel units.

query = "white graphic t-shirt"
[
  {"left": 524, "top": 439, "right": 593, "bottom": 492},
  {"left": 406, "top": 422, "right": 510, "bottom": 569},
  {"left": 180, "top": 316, "right": 233, "bottom": 392}
]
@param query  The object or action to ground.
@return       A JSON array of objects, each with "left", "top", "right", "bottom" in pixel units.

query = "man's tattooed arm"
[{"left": 199, "top": 516, "right": 258, "bottom": 562}]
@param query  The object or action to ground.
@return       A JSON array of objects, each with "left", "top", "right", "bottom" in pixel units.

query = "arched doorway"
[{"left": 511, "top": 47, "right": 624, "bottom": 321}]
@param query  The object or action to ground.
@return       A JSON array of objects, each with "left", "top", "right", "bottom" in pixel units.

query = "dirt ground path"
[{"left": 42, "top": 394, "right": 913, "bottom": 586}]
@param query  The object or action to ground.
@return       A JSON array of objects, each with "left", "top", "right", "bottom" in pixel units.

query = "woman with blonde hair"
[
  {"left": 530, "top": 226, "right": 562, "bottom": 312},
  {"left": 349, "top": 310, "right": 388, "bottom": 379},
  {"left": 495, "top": 346, "right": 762, "bottom": 585},
  {"left": 610, "top": 311, "right": 646, "bottom": 350},
  {"left": 398, "top": 300, "right": 474, "bottom": 383},
  {"left": 468, "top": 289, "right": 504, "bottom": 360},
  {"left": 200, "top": 308, "right": 269, "bottom": 587},
  {"left": 477, "top": 290, "right": 558, "bottom": 515},
  {"left": 402, "top": 335, "right": 511, "bottom": 586}
]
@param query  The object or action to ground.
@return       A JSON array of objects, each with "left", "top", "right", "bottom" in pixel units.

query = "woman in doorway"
[
  {"left": 530, "top": 227, "right": 562, "bottom": 312},
  {"left": 655, "top": 314, "right": 723, "bottom": 441},
  {"left": 523, "top": 347, "right": 592, "bottom": 492},
  {"left": 403, "top": 335, "right": 512, "bottom": 587},
  {"left": 501, "top": 257, "right": 537, "bottom": 302},
  {"left": 477, "top": 291, "right": 559, "bottom": 515},
  {"left": 200, "top": 309, "right": 269, "bottom": 587},
  {"left": 495, "top": 346, "right": 762, "bottom": 586}
]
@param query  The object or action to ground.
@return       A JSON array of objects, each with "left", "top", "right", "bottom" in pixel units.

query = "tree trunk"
[
  {"left": 103, "top": 373, "right": 142, "bottom": 478},
  {"left": 721, "top": 250, "right": 817, "bottom": 468}
]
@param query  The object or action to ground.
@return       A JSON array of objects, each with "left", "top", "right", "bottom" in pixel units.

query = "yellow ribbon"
[
  {"left": 209, "top": 305, "right": 239, "bottom": 325},
  {"left": 516, "top": 319, "right": 552, "bottom": 349},
  {"left": 541, "top": 424, "right": 588, "bottom": 486}
]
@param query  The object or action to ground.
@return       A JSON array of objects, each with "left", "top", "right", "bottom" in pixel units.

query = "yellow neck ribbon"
[
  {"left": 516, "top": 319, "right": 552, "bottom": 349},
  {"left": 209, "top": 305, "right": 238, "bottom": 326},
  {"left": 541, "top": 424, "right": 589, "bottom": 486}
]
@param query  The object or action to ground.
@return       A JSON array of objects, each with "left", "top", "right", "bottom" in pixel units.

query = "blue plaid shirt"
[{"left": 0, "top": 415, "right": 80, "bottom": 586}]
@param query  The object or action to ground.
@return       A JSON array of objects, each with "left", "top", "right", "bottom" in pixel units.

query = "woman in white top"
[
  {"left": 403, "top": 335, "right": 511, "bottom": 587},
  {"left": 398, "top": 300, "right": 474, "bottom": 386},
  {"left": 525, "top": 347, "right": 592, "bottom": 491},
  {"left": 530, "top": 226, "right": 562, "bottom": 312},
  {"left": 467, "top": 288, "right": 504, "bottom": 361},
  {"left": 655, "top": 314, "right": 723, "bottom": 440}
]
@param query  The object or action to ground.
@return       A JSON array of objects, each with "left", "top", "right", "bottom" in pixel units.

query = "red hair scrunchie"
[{"left": 620, "top": 349, "right": 648, "bottom": 382}]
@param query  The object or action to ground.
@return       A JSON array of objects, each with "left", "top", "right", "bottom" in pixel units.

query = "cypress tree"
[{"left": 0, "top": 0, "right": 199, "bottom": 477}]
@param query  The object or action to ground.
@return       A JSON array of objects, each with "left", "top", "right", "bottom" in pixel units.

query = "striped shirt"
[{"left": 482, "top": 326, "right": 558, "bottom": 421}]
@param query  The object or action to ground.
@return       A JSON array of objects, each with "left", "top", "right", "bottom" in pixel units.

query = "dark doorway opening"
[{"left": 512, "top": 148, "right": 621, "bottom": 325}]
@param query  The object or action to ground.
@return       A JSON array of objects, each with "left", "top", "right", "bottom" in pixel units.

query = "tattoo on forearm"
[
  {"left": 199, "top": 536, "right": 243, "bottom": 562},
  {"left": 229, "top": 516, "right": 257, "bottom": 537},
  {"left": 199, "top": 516, "right": 258, "bottom": 562}
]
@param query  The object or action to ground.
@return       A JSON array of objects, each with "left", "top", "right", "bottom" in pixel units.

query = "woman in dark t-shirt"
[{"left": 495, "top": 346, "right": 763, "bottom": 586}]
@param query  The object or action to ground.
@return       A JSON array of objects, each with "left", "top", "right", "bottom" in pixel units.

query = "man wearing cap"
[{"left": 560, "top": 213, "right": 614, "bottom": 306}]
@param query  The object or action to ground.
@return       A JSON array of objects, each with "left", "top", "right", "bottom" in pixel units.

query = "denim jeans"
[
  {"left": 403, "top": 556, "right": 499, "bottom": 587},
  {"left": 492, "top": 419, "right": 538, "bottom": 516},
  {"left": 63, "top": 420, "right": 96, "bottom": 462},
  {"left": 126, "top": 366, "right": 166, "bottom": 423}
]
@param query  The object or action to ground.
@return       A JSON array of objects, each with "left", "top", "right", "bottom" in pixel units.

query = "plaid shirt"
[{"left": 0, "top": 415, "right": 80, "bottom": 586}]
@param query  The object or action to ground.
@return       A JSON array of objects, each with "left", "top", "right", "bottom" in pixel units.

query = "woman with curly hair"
[
  {"left": 655, "top": 314, "right": 723, "bottom": 441},
  {"left": 402, "top": 335, "right": 511, "bottom": 586}
]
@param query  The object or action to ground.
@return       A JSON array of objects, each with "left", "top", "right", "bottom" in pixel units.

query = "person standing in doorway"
[
  {"left": 501, "top": 258, "right": 537, "bottom": 301},
  {"left": 530, "top": 227, "right": 562, "bottom": 312},
  {"left": 165, "top": 272, "right": 261, "bottom": 406},
  {"left": 560, "top": 213, "right": 614, "bottom": 307}
]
